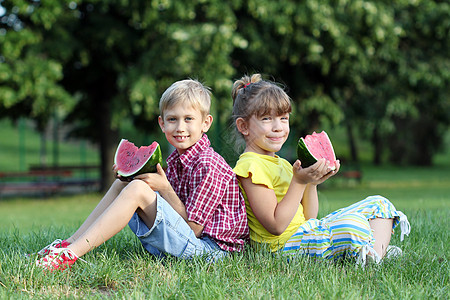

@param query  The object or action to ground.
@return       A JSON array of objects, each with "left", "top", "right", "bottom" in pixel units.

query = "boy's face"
[{"left": 158, "top": 102, "right": 212, "bottom": 155}]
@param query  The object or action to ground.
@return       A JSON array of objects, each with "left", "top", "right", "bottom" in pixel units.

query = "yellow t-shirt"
[{"left": 233, "top": 152, "right": 306, "bottom": 251}]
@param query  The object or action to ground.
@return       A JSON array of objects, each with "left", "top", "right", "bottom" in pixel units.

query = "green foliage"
[
  {"left": 231, "top": 0, "right": 449, "bottom": 165},
  {"left": 384, "top": 1, "right": 450, "bottom": 165},
  {"left": 0, "top": 2, "right": 74, "bottom": 129},
  {"left": 0, "top": 0, "right": 448, "bottom": 168},
  {"left": 1, "top": 0, "right": 243, "bottom": 190}
]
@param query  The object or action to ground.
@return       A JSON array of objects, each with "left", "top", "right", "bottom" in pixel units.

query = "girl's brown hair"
[{"left": 231, "top": 73, "right": 291, "bottom": 125}]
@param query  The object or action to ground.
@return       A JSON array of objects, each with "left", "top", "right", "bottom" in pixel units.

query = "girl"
[{"left": 231, "top": 74, "right": 410, "bottom": 264}]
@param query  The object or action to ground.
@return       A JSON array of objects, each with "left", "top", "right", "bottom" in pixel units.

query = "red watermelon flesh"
[
  {"left": 114, "top": 139, "right": 162, "bottom": 178},
  {"left": 297, "top": 131, "right": 337, "bottom": 170}
]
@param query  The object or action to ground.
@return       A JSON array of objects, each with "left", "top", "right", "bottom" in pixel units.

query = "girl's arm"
[
  {"left": 239, "top": 176, "right": 307, "bottom": 235},
  {"left": 240, "top": 159, "right": 331, "bottom": 236},
  {"left": 302, "top": 184, "right": 319, "bottom": 220},
  {"left": 301, "top": 160, "right": 341, "bottom": 220}
]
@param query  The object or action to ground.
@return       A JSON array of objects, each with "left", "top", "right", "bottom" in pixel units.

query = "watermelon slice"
[
  {"left": 297, "top": 131, "right": 337, "bottom": 170},
  {"left": 114, "top": 139, "right": 162, "bottom": 178}
]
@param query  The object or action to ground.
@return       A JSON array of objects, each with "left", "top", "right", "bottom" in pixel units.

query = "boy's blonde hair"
[{"left": 159, "top": 79, "right": 211, "bottom": 118}]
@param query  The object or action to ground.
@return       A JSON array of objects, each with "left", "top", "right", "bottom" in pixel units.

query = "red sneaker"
[
  {"left": 37, "top": 239, "right": 71, "bottom": 256},
  {"left": 36, "top": 247, "right": 81, "bottom": 271}
]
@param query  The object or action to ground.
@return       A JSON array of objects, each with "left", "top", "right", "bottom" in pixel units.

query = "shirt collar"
[{"left": 167, "top": 134, "right": 210, "bottom": 166}]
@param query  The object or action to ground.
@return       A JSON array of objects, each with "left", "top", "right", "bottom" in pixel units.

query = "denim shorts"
[{"left": 128, "top": 192, "right": 228, "bottom": 261}]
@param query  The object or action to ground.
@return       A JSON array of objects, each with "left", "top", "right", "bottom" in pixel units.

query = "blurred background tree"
[
  {"left": 0, "top": 0, "right": 240, "bottom": 190},
  {"left": 384, "top": 0, "right": 450, "bottom": 165},
  {"left": 231, "top": 0, "right": 449, "bottom": 165},
  {"left": 1, "top": 0, "right": 448, "bottom": 191}
]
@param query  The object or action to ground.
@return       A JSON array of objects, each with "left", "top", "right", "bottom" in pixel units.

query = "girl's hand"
[
  {"left": 292, "top": 159, "right": 335, "bottom": 185},
  {"left": 310, "top": 159, "right": 341, "bottom": 185},
  {"left": 134, "top": 163, "right": 171, "bottom": 192}
]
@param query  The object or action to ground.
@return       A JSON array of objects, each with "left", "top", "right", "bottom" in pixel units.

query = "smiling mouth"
[{"left": 174, "top": 136, "right": 189, "bottom": 141}]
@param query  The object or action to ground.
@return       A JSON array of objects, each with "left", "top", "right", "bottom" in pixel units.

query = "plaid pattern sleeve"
[{"left": 166, "top": 135, "right": 249, "bottom": 251}]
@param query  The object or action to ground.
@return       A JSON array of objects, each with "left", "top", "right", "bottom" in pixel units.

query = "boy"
[{"left": 35, "top": 79, "right": 249, "bottom": 271}]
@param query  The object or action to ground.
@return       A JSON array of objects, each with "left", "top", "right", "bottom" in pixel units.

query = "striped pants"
[{"left": 282, "top": 195, "right": 411, "bottom": 261}]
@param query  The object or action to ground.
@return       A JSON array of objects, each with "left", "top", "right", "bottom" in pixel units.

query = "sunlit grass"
[
  {"left": 1, "top": 121, "right": 449, "bottom": 298},
  {"left": 1, "top": 163, "right": 449, "bottom": 299}
]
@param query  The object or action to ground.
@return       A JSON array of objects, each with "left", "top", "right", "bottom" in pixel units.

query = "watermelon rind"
[
  {"left": 296, "top": 138, "right": 320, "bottom": 168},
  {"left": 296, "top": 131, "right": 336, "bottom": 170},
  {"left": 114, "top": 139, "right": 163, "bottom": 178}
]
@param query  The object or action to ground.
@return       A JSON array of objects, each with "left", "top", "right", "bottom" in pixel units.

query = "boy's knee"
[
  {"left": 112, "top": 178, "right": 128, "bottom": 189},
  {"left": 125, "top": 180, "right": 156, "bottom": 205}
]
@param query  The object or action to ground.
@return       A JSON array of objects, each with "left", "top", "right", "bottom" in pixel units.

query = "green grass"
[
  {"left": 0, "top": 164, "right": 449, "bottom": 299},
  {"left": 0, "top": 118, "right": 449, "bottom": 298}
]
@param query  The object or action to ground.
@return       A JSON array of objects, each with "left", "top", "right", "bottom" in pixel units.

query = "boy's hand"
[
  {"left": 113, "top": 163, "right": 133, "bottom": 182},
  {"left": 134, "top": 164, "right": 171, "bottom": 192},
  {"left": 292, "top": 159, "right": 339, "bottom": 185}
]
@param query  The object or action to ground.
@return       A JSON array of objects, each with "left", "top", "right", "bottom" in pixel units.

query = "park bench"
[
  {"left": 0, "top": 165, "right": 100, "bottom": 198},
  {"left": 339, "top": 170, "right": 362, "bottom": 181},
  {"left": 333, "top": 162, "right": 363, "bottom": 185}
]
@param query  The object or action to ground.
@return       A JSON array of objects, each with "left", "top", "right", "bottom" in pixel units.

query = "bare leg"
[
  {"left": 369, "top": 218, "right": 394, "bottom": 258},
  {"left": 68, "top": 180, "right": 157, "bottom": 257},
  {"left": 66, "top": 179, "right": 129, "bottom": 243}
]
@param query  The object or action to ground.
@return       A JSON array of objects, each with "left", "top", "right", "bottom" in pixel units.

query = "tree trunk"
[
  {"left": 346, "top": 123, "right": 359, "bottom": 163},
  {"left": 372, "top": 126, "right": 382, "bottom": 165},
  {"left": 98, "top": 96, "right": 119, "bottom": 193}
]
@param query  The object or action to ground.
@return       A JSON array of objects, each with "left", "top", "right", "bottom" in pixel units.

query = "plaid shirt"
[{"left": 166, "top": 134, "right": 249, "bottom": 251}]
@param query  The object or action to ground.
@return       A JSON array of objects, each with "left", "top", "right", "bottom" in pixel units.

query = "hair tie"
[{"left": 244, "top": 82, "right": 252, "bottom": 88}]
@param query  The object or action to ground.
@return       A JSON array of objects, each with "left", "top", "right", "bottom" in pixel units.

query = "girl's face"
[{"left": 237, "top": 112, "right": 290, "bottom": 156}]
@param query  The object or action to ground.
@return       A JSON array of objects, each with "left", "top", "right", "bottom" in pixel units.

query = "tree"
[
  {"left": 231, "top": 0, "right": 390, "bottom": 161},
  {"left": 1, "top": 0, "right": 240, "bottom": 191},
  {"left": 384, "top": 0, "right": 450, "bottom": 165},
  {"left": 231, "top": 0, "right": 449, "bottom": 165},
  {"left": 2, "top": 0, "right": 448, "bottom": 178},
  {"left": 0, "top": 1, "right": 74, "bottom": 129}
]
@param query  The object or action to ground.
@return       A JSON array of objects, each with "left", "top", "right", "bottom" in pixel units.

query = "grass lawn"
[{"left": 0, "top": 163, "right": 449, "bottom": 299}]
